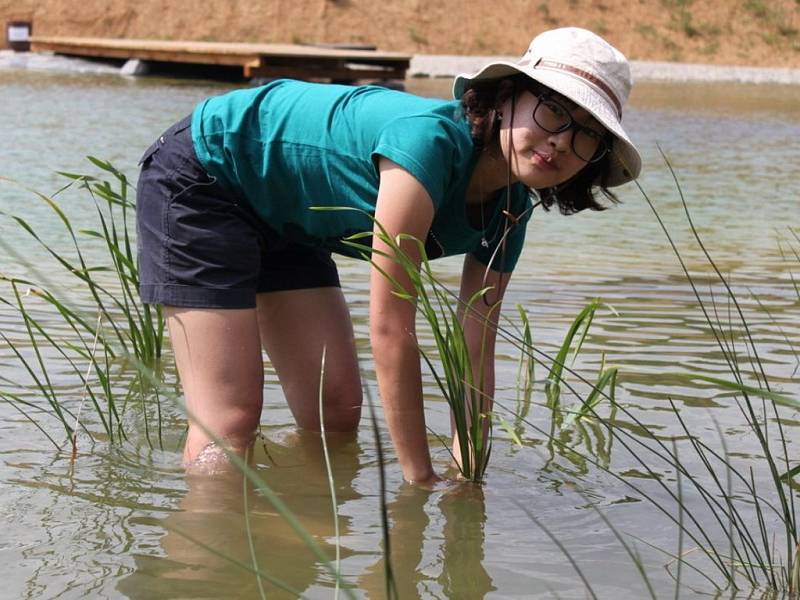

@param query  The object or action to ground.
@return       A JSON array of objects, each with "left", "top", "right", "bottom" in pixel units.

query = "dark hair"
[{"left": 460, "top": 74, "right": 619, "bottom": 215}]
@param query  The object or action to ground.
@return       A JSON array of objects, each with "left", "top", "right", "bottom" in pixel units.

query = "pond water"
[{"left": 1, "top": 68, "right": 798, "bottom": 599}]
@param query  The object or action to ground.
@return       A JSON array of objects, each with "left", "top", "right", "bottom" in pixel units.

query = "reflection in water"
[
  {"left": 360, "top": 482, "right": 493, "bottom": 599},
  {"left": 118, "top": 432, "right": 495, "bottom": 599},
  {"left": 1, "top": 72, "right": 799, "bottom": 598},
  {"left": 118, "top": 430, "right": 363, "bottom": 599},
  {"left": 436, "top": 485, "right": 494, "bottom": 598}
]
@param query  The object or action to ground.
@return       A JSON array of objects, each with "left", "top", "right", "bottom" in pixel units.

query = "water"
[{"left": 1, "top": 68, "right": 798, "bottom": 599}]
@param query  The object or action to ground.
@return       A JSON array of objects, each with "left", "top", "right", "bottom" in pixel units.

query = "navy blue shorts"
[{"left": 135, "top": 116, "right": 340, "bottom": 309}]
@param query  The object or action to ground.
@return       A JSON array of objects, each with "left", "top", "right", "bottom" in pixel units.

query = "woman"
[{"left": 136, "top": 27, "right": 641, "bottom": 485}]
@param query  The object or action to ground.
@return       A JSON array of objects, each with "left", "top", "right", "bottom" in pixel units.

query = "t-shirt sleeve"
[
  {"left": 470, "top": 186, "right": 534, "bottom": 273},
  {"left": 372, "top": 115, "right": 461, "bottom": 210}
]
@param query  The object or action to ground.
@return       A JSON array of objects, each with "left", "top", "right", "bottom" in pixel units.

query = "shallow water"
[{"left": 1, "top": 69, "right": 799, "bottom": 599}]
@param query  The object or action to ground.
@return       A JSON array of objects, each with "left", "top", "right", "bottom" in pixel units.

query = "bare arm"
[
  {"left": 369, "top": 158, "right": 435, "bottom": 483},
  {"left": 455, "top": 255, "right": 511, "bottom": 444}
]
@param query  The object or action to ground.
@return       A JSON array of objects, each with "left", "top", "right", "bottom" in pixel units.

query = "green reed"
[
  {"left": 481, "top": 152, "right": 799, "bottom": 595},
  {"left": 323, "top": 208, "right": 496, "bottom": 482},
  {"left": 535, "top": 298, "right": 619, "bottom": 430},
  {"left": 360, "top": 155, "right": 799, "bottom": 594},
  {"left": 0, "top": 158, "right": 165, "bottom": 449},
  {"left": 2, "top": 158, "right": 797, "bottom": 596},
  {"left": 635, "top": 148, "right": 798, "bottom": 591}
]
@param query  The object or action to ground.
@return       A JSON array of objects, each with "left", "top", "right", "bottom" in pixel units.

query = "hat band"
[{"left": 533, "top": 59, "right": 622, "bottom": 118}]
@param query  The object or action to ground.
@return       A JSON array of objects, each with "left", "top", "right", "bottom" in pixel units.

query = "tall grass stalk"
[
  {"left": 242, "top": 465, "right": 268, "bottom": 600},
  {"left": 0, "top": 160, "right": 165, "bottom": 447},
  {"left": 319, "top": 207, "right": 496, "bottom": 482},
  {"left": 363, "top": 379, "right": 399, "bottom": 600},
  {"left": 673, "top": 439, "right": 685, "bottom": 599},
  {"left": 318, "top": 346, "right": 341, "bottom": 600},
  {"left": 633, "top": 148, "right": 798, "bottom": 588},
  {"left": 544, "top": 299, "right": 603, "bottom": 409},
  {"left": 515, "top": 304, "right": 535, "bottom": 418}
]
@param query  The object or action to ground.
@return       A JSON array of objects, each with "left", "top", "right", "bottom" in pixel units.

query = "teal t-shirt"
[{"left": 191, "top": 79, "right": 532, "bottom": 272}]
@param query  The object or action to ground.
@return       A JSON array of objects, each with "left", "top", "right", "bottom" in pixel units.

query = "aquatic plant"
[
  {"left": 625, "top": 151, "right": 799, "bottom": 594},
  {"left": 0, "top": 158, "right": 165, "bottom": 449},
  {"left": 329, "top": 211, "right": 496, "bottom": 482},
  {"left": 487, "top": 153, "right": 800, "bottom": 596},
  {"left": 2, "top": 157, "right": 797, "bottom": 597},
  {"left": 387, "top": 151, "right": 799, "bottom": 595}
]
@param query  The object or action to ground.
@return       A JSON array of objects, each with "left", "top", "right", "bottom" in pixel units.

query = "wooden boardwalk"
[{"left": 29, "top": 36, "right": 410, "bottom": 81}]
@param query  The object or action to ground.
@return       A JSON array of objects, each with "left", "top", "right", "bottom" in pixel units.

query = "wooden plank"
[
  {"left": 28, "top": 36, "right": 410, "bottom": 80},
  {"left": 31, "top": 40, "right": 260, "bottom": 67},
  {"left": 29, "top": 36, "right": 410, "bottom": 63}
]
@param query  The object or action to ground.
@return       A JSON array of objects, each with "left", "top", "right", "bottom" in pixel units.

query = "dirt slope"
[{"left": 2, "top": 0, "right": 799, "bottom": 67}]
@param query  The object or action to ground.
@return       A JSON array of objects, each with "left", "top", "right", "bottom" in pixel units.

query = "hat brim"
[{"left": 454, "top": 63, "right": 641, "bottom": 187}]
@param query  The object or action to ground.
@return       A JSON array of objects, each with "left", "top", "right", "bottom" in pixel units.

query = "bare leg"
[
  {"left": 256, "top": 287, "right": 362, "bottom": 432},
  {"left": 166, "top": 307, "right": 264, "bottom": 466}
]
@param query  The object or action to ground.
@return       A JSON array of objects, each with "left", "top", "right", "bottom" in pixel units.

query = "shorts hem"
[
  {"left": 255, "top": 267, "right": 341, "bottom": 293},
  {"left": 140, "top": 284, "right": 255, "bottom": 309}
]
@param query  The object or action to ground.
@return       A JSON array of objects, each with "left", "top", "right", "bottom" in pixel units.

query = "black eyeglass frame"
[{"left": 530, "top": 92, "right": 611, "bottom": 164}]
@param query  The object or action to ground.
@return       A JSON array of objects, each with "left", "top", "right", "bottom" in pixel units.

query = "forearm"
[
  {"left": 371, "top": 331, "right": 433, "bottom": 482},
  {"left": 461, "top": 303, "right": 498, "bottom": 410}
]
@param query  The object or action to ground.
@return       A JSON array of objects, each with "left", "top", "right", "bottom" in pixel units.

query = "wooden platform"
[{"left": 29, "top": 36, "right": 410, "bottom": 81}]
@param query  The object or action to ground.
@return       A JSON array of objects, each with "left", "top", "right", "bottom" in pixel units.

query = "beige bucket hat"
[{"left": 453, "top": 27, "right": 641, "bottom": 187}]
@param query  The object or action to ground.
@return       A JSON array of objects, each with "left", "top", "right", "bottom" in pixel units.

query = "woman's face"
[{"left": 497, "top": 87, "right": 607, "bottom": 189}]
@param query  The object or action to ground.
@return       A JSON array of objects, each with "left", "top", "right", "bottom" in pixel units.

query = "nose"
[{"left": 548, "top": 128, "right": 573, "bottom": 153}]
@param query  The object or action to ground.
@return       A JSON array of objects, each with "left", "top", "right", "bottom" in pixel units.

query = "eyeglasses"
[{"left": 531, "top": 93, "right": 610, "bottom": 163}]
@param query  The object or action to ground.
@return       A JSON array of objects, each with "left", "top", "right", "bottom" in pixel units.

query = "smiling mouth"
[{"left": 532, "top": 151, "right": 557, "bottom": 170}]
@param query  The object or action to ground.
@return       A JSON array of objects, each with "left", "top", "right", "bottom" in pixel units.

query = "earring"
[{"left": 494, "top": 110, "right": 503, "bottom": 123}]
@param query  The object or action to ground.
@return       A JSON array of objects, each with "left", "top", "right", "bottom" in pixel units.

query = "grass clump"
[
  {"left": 312, "top": 206, "right": 503, "bottom": 482},
  {"left": 0, "top": 158, "right": 165, "bottom": 450}
]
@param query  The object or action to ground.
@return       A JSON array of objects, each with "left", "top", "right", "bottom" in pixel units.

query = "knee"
[
  {"left": 297, "top": 378, "right": 362, "bottom": 432},
  {"left": 325, "top": 373, "right": 363, "bottom": 431},
  {"left": 323, "top": 397, "right": 362, "bottom": 432}
]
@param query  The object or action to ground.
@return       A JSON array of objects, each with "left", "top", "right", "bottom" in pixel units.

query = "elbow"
[
  {"left": 369, "top": 320, "right": 418, "bottom": 359},
  {"left": 370, "top": 320, "right": 412, "bottom": 347}
]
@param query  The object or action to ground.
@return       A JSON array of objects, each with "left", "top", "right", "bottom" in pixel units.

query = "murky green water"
[{"left": 1, "top": 69, "right": 798, "bottom": 599}]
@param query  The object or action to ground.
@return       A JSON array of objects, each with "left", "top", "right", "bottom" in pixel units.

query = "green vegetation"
[
  {"left": 1, "top": 158, "right": 797, "bottom": 596},
  {"left": 0, "top": 160, "right": 165, "bottom": 451},
  {"left": 407, "top": 28, "right": 428, "bottom": 46},
  {"left": 744, "top": 0, "right": 770, "bottom": 19},
  {"left": 328, "top": 209, "right": 497, "bottom": 482}
]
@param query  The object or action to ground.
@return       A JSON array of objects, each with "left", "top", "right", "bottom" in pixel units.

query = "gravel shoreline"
[
  {"left": 410, "top": 54, "right": 800, "bottom": 85},
  {"left": 2, "top": 50, "right": 799, "bottom": 85}
]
